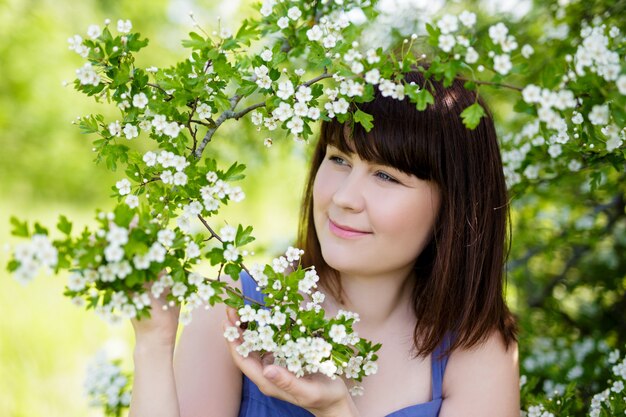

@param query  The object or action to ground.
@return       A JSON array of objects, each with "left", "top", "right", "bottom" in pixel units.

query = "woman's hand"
[
  {"left": 223, "top": 307, "right": 360, "bottom": 417},
  {"left": 131, "top": 278, "right": 180, "bottom": 348}
]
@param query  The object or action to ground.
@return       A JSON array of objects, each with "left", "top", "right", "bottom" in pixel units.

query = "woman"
[{"left": 129, "top": 71, "right": 520, "bottom": 417}]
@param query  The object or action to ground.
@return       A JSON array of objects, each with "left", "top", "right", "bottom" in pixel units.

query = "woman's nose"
[{"left": 331, "top": 171, "right": 365, "bottom": 212}]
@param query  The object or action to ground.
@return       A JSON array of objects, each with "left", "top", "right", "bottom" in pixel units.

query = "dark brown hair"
[{"left": 296, "top": 70, "right": 517, "bottom": 357}]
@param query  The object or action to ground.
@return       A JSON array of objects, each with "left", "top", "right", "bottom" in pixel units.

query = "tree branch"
[
  {"left": 194, "top": 70, "right": 333, "bottom": 158},
  {"left": 457, "top": 76, "right": 523, "bottom": 92},
  {"left": 527, "top": 194, "right": 626, "bottom": 308}
]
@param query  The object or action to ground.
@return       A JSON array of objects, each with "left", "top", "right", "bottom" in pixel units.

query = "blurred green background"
[{"left": 0, "top": 0, "right": 307, "bottom": 415}]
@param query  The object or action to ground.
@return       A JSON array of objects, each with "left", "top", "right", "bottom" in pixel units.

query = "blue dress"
[{"left": 237, "top": 271, "right": 450, "bottom": 417}]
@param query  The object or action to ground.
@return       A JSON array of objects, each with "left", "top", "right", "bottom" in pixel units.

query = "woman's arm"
[
  {"left": 128, "top": 276, "right": 243, "bottom": 417},
  {"left": 439, "top": 330, "right": 520, "bottom": 417},
  {"left": 174, "top": 298, "right": 243, "bottom": 416},
  {"left": 129, "top": 287, "right": 181, "bottom": 417}
]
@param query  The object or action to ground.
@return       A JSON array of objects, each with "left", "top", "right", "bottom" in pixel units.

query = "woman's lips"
[{"left": 328, "top": 219, "right": 372, "bottom": 239}]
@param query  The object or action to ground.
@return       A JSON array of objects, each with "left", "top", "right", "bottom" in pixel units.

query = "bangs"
[{"left": 320, "top": 85, "right": 439, "bottom": 181}]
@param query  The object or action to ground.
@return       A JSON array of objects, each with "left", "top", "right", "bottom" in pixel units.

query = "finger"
[{"left": 226, "top": 306, "right": 239, "bottom": 325}]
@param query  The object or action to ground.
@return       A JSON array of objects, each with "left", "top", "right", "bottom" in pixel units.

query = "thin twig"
[
  {"left": 457, "top": 77, "right": 523, "bottom": 92},
  {"left": 196, "top": 214, "right": 252, "bottom": 277}
]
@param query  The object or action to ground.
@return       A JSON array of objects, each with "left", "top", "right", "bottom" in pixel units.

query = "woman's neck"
[{"left": 321, "top": 270, "right": 416, "bottom": 331}]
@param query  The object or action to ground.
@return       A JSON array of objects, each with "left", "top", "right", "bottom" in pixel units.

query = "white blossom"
[
  {"left": 277, "top": 81, "right": 294, "bottom": 100},
  {"left": 365, "top": 68, "right": 380, "bottom": 85},
  {"left": 132, "top": 93, "right": 148, "bottom": 109},
  {"left": 438, "top": 34, "right": 456, "bottom": 53},
  {"left": 589, "top": 104, "right": 609, "bottom": 125},
  {"left": 437, "top": 14, "right": 458, "bottom": 34},
  {"left": 260, "top": 49, "right": 273, "bottom": 62},
  {"left": 116, "top": 179, "right": 131, "bottom": 196},
  {"left": 493, "top": 54, "right": 512, "bottom": 75},
  {"left": 186, "top": 241, "right": 200, "bottom": 259},
  {"left": 465, "top": 47, "right": 479, "bottom": 64},
  {"left": 277, "top": 17, "right": 289, "bottom": 29},
  {"left": 224, "top": 244, "right": 240, "bottom": 262},
  {"left": 489, "top": 22, "right": 509, "bottom": 44},
  {"left": 458, "top": 11, "right": 476, "bottom": 27},
  {"left": 123, "top": 124, "right": 138, "bottom": 140},
  {"left": 125, "top": 195, "right": 139, "bottom": 208},
  {"left": 197, "top": 103, "right": 212, "bottom": 119},
  {"left": 117, "top": 19, "right": 132, "bottom": 33},
  {"left": 521, "top": 44, "right": 534, "bottom": 58},
  {"left": 306, "top": 25, "right": 323, "bottom": 41},
  {"left": 87, "top": 25, "right": 102, "bottom": 39},
  {"left": 287, "top": 7, "right": 301, "bottom": 20},
  {"left": 617, "top": 75, "right": 626, "bottom": 95}
]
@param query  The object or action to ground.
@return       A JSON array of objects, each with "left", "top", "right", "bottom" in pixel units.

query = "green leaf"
[
  {"left": 353, "top": 109, "right": 374, "bottom": 132},
  {"left": 79, "top": 115, "right": 102, "bottom": 135},
  {"left": 235, "top": 19, "right": 260, "bottom": 45},
  {"left": 33, "top": 222, "right": 49, "bottom": 235},
  {"left": 223, "top": 162, "right": 246, "bottom": 181},
  {"left": 213, "top": 94, "right": 231, "bottom": 112},
  {"left": 221, "top": 38, "right": 239, "bottom": 50},
  {"left": 207, "top": 247, "right": 224, "bottom": 266},
  {"left": 235, "top": 225, "right": 255, "bottom": 247},
  {"left": 57, "top": 215, "right": 73, "bottom": 235},
  {"left": 114, "top": 204, "right": 135, "bottom": 227},
  {"left": 414, "top": 88, "right": 434, "bottom": 111},
  {"left": 182, "top": 32, "right": 209, "bottom": 50},
  {"left": 10, "top": 217, "right": 29, "bottom": 237},
  {"left": 235, "top": 79, "right": 258, "bottom": 96},
  {"left": 460, "top": 103, "right": 486, "bottom": 130},
  {"left": 224, "top": 263, "right": 242, "bottom": 281},
  {"left": 7, "top": 259, "right": 20, "bottom": 272}
]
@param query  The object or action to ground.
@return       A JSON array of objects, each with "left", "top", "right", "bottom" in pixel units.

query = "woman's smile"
[{"left": 328, "top": 218, "right": 373, "bottom": 239}]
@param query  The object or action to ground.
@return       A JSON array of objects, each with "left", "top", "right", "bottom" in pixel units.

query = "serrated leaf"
[
  {"left": 182, "top": 32, "right": 208, "bottom": 49},
  {"left": 57, "top": 215, "right": 72, "bottom": 235},
  {"left": 213, "top": 95, "right": 231, "bottom": 112},
  {"left": 33, "top": 222, "right": 48, "bottom": 235},
  {"left": 10, "top": 217, "right": 29, "bottom": 237},
  {"left": 353, "top": 109, "right": 374, "bottom": 132},
  {"left": 460, "top": 103, "right": 486, "bottom": 129},
  {"left": 223, "top": 162, "right": 246, "bottom": 181},
  {"left": 207, "top": 247, "right": 224, "bottom": 266},
  {"left": 224, "top": 263, "right": 242, "bottom": 281},
  {"left": 235, "top": 80, "right": 258, "bottom": 96},
  {"left": 235, "top": 225, "right": 255, "bottom": 247},
  {"left": 414, "top": 88, "right": 434, "bottom": 111}
]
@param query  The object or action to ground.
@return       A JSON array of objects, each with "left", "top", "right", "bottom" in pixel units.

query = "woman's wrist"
[{"left": 134, "top": 336, "right": 176, "bottom": 359}]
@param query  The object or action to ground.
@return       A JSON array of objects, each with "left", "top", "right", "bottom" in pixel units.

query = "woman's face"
[{"left": 313, "top": 144, "right": 441, "bottom": 278}]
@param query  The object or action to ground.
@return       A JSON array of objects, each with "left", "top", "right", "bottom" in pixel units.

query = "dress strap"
[
  {"left": 431, "top": 332, "right": 452, "bottom": 399},
  {"left": 240, "top": 270, "right": 265, "bottom": 305}
]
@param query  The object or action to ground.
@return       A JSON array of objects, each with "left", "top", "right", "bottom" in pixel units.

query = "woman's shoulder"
[{"left": 439, "top": 330, "right": 519, "bottom": 416}]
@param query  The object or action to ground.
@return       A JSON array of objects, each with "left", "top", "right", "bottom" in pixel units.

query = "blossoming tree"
[{"left": 5, "top": 0, "right": 626, "bottom": 415}]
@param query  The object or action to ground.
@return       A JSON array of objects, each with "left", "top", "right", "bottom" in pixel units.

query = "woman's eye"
[
  {"left": 329, "top": 155, "right": 348, "bottom": 166},
  {"left": 376, "top": 171, "right": 398, "bottom": 183}
]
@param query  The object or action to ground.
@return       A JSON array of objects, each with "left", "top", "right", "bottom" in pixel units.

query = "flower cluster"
[
  {"left": 84, "top": 351, "right": 132, "bottom": 415},
  {"left": 11, "top": 234, "right": 58, "bottom": 284},
  {"left": 224, "top": 248, "right": 379, "bottom": 395},
  {"left": 521, "top": 343, "right": 626, "bottom": 416}
]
